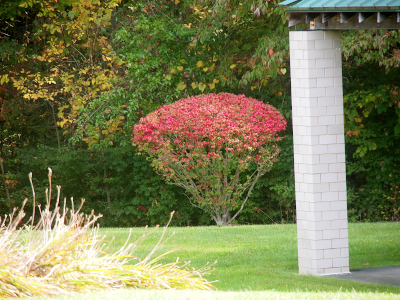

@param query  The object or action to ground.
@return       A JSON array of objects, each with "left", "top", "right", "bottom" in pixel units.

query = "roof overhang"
[{"left": 279, "top": 0, "right": 400, "bottom": 30}]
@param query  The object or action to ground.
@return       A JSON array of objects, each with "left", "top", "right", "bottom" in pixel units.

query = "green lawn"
[{"left": 21, "top": 222, "right": 400, "bottom": 300}]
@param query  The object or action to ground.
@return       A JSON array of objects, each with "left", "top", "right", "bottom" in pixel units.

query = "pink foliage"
[{"left": 132, "top": 93, "right": 286, "bottom": 154}]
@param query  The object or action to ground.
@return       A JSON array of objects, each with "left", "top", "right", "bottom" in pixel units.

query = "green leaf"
[
  {"left": 68, "top": 11, "right": 76, "bottom": 19},
  {"left": 348, "top": 109, "right": 358, "bottom": 121},
  {"left": 377, "top": 104, "right": 388, "bottom": 114},
  {"left": 394, "top": 123, "right": 400, "bottom": 136}
]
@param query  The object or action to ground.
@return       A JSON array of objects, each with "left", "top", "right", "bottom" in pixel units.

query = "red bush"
[{"left": 132, "top": 93, "right": 286, "bottom": 225}]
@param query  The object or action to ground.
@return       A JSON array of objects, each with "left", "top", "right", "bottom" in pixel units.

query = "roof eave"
[{"left": 284, "top": 7, "right": 400, "bottom": 13}]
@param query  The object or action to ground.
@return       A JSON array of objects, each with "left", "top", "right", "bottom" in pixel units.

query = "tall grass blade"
[{"left": 0, "top": 169, "right": 216, "bottom": 298}]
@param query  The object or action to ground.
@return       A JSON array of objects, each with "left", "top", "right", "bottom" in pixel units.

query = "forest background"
[{"left": 0, "top": 0, "right": 400, "bottom": 227}]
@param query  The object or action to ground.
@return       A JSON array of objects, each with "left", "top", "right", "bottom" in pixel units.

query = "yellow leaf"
[
  {"left": 170, "top": 68, "right": 176, "bottom": 74},
  {"left": 230, "top": 64, "right": 236, "bottom": 69},
  {"left": 0, "top": 74, "right": 9, "bottom": 85},
  {"left": 166, "top": 74, "right": 172, "bottom": 80},
  {"left": 281, "top": 68, "right": 287, "bottom": 75},
  {"left": 177, "top": 66, "right": 184, "bottom": 71},
  {"left": 196, "top": 61, "right": 204, "bottom": 68},
  {"left": 213, "top": 78, "right": 219, "bottom": 84},
  {"left": 191, "top": 82, "right": 198, "bottom": 89},
  {"left": 203, "top": 67, "right": 208, "bottom": 72},
  {"left": 59, "top": 119, "right": 67, "bottom": 128},
  {"left": 208, "top": 82, "right": 215, "bottom": 90},
  {"left": 175, "top": 0, "right": 180, "bottom": 3},
  {"left": 198, "top": 83, "right": 206, "bottom": 92},
  {"left": 251, "top": 86, "right": 257, "bottom": 91},
  {"left": 177, "top": 81, "right": 186, "bottom": 91}
]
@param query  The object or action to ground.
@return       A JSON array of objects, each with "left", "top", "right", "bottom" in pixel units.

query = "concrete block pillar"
[{"left": 289, "top": 30, "right": 349, "bottom": 275}]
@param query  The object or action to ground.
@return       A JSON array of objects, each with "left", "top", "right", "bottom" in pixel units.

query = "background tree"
[
  {"left": 341, "top": 30, "right": 400, "bottom": 221},
  {"left": 67, "top": 0, "right": 295, "bottom": 226}
]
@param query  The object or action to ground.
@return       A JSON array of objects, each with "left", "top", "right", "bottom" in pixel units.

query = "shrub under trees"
[{"left": 132, "top": 93, "right": 287, "bottom": 225}]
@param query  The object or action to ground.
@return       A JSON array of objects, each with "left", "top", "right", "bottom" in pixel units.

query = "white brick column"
[{"left": 289, "top": 31, "right": 349, "bottom": 275}]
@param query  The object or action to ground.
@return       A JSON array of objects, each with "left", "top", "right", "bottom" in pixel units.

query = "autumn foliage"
[{"left": 132, "top": 93, "right": 287, "bottom": 225}]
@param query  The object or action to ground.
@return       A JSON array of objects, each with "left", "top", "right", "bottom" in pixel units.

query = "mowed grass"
[
  {"left": 99, "top": 222, "right": 400, "bottom": 292},
  {"left": 21, "top": 222, "right": 400, "bottom": 300}
]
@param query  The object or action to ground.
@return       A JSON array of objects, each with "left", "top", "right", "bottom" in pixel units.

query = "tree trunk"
[
  {"left": 0, "top": 158, "right": 10, "bottom": 200},
  {"left": 213, "top": 210, "right": 232, "bottom": 226},
  {"left": 50, "top": 102, "right": 61, "bottom": 152},
  {"left": 98, "top": 129, "right": 111, "bottom": 207}
]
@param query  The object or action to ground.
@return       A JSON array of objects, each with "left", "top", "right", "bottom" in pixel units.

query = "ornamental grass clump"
[
  {"left": 0, "top": 169, "right": 215, "bottom": 298},
  {"left": 132, "top": 93, "right": 287, "bottom": 225}
]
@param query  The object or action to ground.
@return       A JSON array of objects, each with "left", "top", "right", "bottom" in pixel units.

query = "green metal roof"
[
  {"left": 279, "top": 0, "right": 400, "bottom": 29},
  {"left": 280, "top": 0, "right": 400, "bottom": 9}
]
